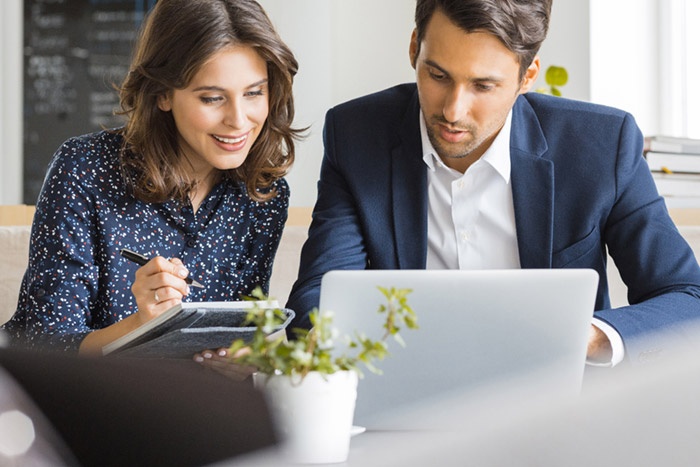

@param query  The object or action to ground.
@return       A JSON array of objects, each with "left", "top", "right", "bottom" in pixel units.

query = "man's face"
[{"left": 410, "top": 10, "right": 539, "bottom": 173}]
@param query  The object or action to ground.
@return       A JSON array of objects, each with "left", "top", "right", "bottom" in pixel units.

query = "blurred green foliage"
[{"left": 536, "top": 65, "right": 569, "bottom": 96}]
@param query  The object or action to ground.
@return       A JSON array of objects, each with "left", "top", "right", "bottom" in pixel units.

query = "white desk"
[{"left": 220, "top": 342, "right": 700, "bottom": 466}]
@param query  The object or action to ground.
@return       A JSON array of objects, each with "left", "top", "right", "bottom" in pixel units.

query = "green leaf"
[
  {"left": 227, "top": 284, "right": 418, "bottom": 381},
  {"left": 545, "top": 66, "right": 568, "bottom": 87}
]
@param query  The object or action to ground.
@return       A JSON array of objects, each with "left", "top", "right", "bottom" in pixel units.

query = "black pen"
[{"left": 119, "top": 248, "right": 205, "bottom": 288}]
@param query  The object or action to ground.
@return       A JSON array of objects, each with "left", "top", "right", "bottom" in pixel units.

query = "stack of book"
[{"left": 644, "top": 135, "right": 700, "bottom": 206}]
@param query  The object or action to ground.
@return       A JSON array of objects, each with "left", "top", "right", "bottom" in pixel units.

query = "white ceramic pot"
[{"left": 253, "top": 370, "right": 359, "bottom": 464}]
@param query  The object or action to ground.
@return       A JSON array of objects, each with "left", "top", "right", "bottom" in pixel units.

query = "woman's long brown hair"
[{"left": 117, "top": 0, "right": 303, "bottom": 203}]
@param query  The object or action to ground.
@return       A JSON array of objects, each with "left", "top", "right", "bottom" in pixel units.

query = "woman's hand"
[
  {"left": 194, "top": 347, "right": 257, "bottom": 381},
  {"left": 131, "top": 256, "right": 191, "bottom": 325},
  {"left": 78, "top": 256, "right": 192, "bottom": 355}
]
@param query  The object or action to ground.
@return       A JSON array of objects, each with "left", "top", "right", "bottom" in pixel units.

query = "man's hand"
[{"left": 587, "top": 324, "right": 613, "bottom": 363}]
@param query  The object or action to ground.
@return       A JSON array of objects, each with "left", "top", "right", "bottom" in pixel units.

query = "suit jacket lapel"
[
  {"left": 391, "top": 90, "right": 428, "bottom": 269},
  {"left": 510, "top": 95, "right": 554, "bottom": 268}
]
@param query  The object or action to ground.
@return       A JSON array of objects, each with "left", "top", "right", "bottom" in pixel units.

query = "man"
[{"left": 286, "top": 0, "right": 700, "bottom": 366}]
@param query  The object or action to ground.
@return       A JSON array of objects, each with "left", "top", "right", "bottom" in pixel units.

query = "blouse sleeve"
[{"left": 4, "top": 137, "right": 102, "bottom": 350}]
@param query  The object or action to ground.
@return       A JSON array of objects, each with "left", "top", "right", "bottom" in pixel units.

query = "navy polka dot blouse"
[{"left": 2, "top": 130, "right": 289, "bottom": 351}]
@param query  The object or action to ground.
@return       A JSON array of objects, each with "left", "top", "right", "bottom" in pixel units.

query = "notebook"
[{"left": 318, "top": 269, "right": 599, "bottom": 429}]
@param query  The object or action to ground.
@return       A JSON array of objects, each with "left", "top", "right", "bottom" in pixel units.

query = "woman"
[{"left": 3, "top": 0, "right": 303, "bottom": 353}]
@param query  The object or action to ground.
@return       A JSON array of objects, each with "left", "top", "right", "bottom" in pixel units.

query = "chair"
[
  {"left": 0, "top": 205, "right": 33, "bottom": 325},
  {"left": 0, "top": 204, "right": 35, "bottom": 226}
]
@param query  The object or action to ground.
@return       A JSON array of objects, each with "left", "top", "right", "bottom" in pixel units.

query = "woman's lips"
[{"left": 212, "top": 132, "right": 248, "bottom": 151}]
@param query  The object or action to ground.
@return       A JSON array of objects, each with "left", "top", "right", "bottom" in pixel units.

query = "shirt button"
[
  {"left": 186, "top": 238, "right": 197, "bottom": 248},
  {"left": 35, "top": 288, "right": 46, "bottom": 298}
]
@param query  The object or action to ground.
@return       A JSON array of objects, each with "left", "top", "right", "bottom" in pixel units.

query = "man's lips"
[{"left": 438, "top": 124, "right": 469, "bottom": 144}]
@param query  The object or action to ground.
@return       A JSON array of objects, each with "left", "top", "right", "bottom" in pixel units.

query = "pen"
[{"left": 119, "top": 248, "right": 205, "bottom": 288}]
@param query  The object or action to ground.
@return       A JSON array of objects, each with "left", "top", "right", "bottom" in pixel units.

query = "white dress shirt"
[
  {"left": 423, "top": 111, "right": 519, "bottom": 271},
  {"left": 420, "top": 111, "right": 623, "bottom": 366}
]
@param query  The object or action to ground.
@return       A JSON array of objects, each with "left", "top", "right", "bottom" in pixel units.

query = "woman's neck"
[{"left": 189, "top": 170, "right": 220, "bottom": 214}]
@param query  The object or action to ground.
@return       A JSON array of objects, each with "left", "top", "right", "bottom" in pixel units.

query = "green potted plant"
[
  {"left": 536, "top": 65, "right": 569, "bottom": 96},
  {"left": 228, "top": 286, "right": 417, "bottom": 464}
]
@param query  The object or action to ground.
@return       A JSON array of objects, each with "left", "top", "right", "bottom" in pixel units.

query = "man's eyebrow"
[
  {"left": 424, "top": 59, "right": 504, "bottom": 83},
  {"left": 471, "top": 76, "right": 504, "bottom": 84},
  {"left": 424, "top": 59, "right": 450, "bottom": 77},
  {"left": 191, "top": 78, "right": 269, "bottom": 93}
]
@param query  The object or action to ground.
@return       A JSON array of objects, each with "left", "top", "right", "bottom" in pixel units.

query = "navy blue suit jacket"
[{"left": 287, "top": 84, "right": 700, "bottom": 363}]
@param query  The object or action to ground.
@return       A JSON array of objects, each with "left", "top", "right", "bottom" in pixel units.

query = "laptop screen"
[{"left": 319, "top": 268, "right": 598, "bottom": 428}]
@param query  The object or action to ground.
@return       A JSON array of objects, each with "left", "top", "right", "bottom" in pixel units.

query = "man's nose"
[{"left": 443, "top": 86, "right": 471, "bottom": 124}]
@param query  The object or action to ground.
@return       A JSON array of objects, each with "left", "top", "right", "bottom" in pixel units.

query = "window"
[
  {"left": 660, "top": 0, "right": 700, "bottom": 138},
  {"left": 590, "top": 0, "right": 698, "bottom": 139}
]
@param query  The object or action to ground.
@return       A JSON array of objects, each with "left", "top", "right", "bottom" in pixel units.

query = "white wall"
[
  {"left": 0, "top": 0, "right": 667, "bottom": 206},
  {"left": 0, "top": 0, "right": 23, "bottom": 205},
  {"left": 536, "top": 0, "right": 591, "bottom": 102},
  {"left": 258, "top": 0, "right": 415, "bottom": 207}
]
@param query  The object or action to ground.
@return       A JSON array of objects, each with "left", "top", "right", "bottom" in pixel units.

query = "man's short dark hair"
[{"left": 414, "top": 0, "right": 553, "bottom": 80}]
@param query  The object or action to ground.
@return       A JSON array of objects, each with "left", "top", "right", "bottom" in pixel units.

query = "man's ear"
[
  {"left": 157, "top": 94, "right": 172, "bottom": 112},
  {"left": 519, "top": 56, "right": 541, "bottom": 94},
  {"left": 409, "top": 29, "right": 418, "bottom": 70}
]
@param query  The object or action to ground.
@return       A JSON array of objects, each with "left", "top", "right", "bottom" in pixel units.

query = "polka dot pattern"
[{"left": 2, "top": 130, "right": 289, "bottom": 351}]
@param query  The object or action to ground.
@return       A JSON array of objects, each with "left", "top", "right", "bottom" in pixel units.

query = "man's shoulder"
[
  {"left": 519, "top": 92, "right": 630, "bottom": 120},
  {"left": 331, "top": 83, "right": 417, "bottom": 115}
]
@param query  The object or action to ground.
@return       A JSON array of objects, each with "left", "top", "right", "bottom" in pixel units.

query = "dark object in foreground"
[{"left": 0, "top": 348, "right": 277, "bottom": 467}]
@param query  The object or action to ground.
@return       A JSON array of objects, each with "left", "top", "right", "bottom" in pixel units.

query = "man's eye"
[
  {"left": 475, "top": 83, "right": 494, "bottom": 92},
  {"left": 429, "top": 70, "right": 446, "bottom": 81}
]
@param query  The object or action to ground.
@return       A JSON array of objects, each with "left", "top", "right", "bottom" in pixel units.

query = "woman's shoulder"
[
  {"left": 262, "top": 177, "right": 290, "bottom": 208},
  {"left": 58, "top": 128, "right": 124, "bottom": 154},
  {"left": 51, "top": 129, "right": 124, "bottom": 166},
  {"left": 44, "top": 129, "right": 127, "bottom": 195},
  {"left": 269, "top": 177, "right": 290, "bottom": 197}
]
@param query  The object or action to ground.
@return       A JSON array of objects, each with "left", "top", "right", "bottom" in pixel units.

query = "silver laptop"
[{"left": 319, "top": 269, "right": 599, "bottom": 429}]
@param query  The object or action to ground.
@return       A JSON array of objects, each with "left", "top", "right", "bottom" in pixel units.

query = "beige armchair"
[{"left": 1, "top": 206, "right": 699, "bottom": 325}]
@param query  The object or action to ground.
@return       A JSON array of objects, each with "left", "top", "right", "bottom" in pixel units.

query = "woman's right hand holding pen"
[
  {"left": 131, "top": 256, "right": 191, "bottom": 325},
  {"left": 78, "top": 255, "right": 192, "bottom": 355}
]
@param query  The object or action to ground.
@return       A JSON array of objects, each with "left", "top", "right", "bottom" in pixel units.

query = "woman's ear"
[
  {"left": 519, "top": 56, "right": 541, "bottom": 94},
  {"left": 157, "top": 94, "right": 172, "bottom": 112}
]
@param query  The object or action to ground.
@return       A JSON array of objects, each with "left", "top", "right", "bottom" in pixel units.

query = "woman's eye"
[
  {"left": 245, "top": 89, "right": 265, "bottom": 98},
  {"left": 200, "top": 96, "right": 223, "bottom": 104}
]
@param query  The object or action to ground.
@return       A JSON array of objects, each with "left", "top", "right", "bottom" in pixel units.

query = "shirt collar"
[{"left": 420, "top": 110, "right": 513, "bottom": 183}]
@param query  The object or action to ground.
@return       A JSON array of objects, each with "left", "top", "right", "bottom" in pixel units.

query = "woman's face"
[{"left": 158, "top": 45, "right": 269, "bottom": 178}]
